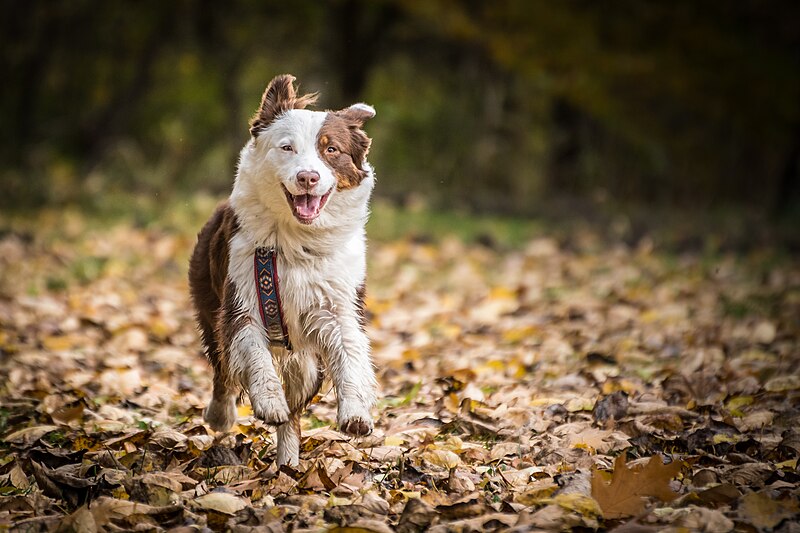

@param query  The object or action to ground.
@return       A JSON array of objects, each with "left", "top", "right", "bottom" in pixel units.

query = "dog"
[{"left": 188, "top": 74, "right": 377, "bottom": 466}]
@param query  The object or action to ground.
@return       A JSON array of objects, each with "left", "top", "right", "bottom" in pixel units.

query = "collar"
[{"left": 253, "top": 247, "right": 292, "bottom": 350}]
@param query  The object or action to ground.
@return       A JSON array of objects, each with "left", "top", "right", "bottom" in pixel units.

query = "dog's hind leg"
[
  {"left": 205, "top": 373, "right": 238, "bottom": 432},
  {"left": 276, "top": 352, "right": 324, "bottom": 466},
  {"left": 202, "top": 321, "right": 238, "bottom": 432}
]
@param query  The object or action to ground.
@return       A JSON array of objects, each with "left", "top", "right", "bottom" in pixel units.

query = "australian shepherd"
[{"left": 188, "top": 74, "right": 377, "bottom": 466}]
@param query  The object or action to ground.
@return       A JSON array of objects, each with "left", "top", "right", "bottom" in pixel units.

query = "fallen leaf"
[
  {"left": 549, "top": 493, "right": 603, "bottom": 517},
  {"left": 3, "top": 425, "right": 60, "bottom": 446},
  {"left": 765, "top": 375, "right": 800, "bottom": 392},
  {"left": 738, "top": 491, "right": 799, "bottom": 530},
  {"left": 396, "top": 497, "right": 436, "bottom": 533},
  {"left": 421, "top": 448, "right": 460, "bottom": 470},
  {"left": 58, "top": 505, "right": 98, "bottom": 533},
  {"left": 192, "top": 491, "right": 249, "bottom": 514},
  {"left": 591, "top": 453, "right": 682, "bottom": 519}
]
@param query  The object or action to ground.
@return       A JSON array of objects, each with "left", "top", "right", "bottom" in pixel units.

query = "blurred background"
[{"left": 2, "top": 0, "right": 799, "bottom": 234}]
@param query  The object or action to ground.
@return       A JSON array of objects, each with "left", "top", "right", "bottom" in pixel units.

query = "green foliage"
[{"left": 2, "top": 1, "right": 799, "bottom": 214}]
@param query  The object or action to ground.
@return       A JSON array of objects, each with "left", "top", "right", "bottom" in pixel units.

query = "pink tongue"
[{"left": 293, "top": 194, "right": 321, "bottom": 218}]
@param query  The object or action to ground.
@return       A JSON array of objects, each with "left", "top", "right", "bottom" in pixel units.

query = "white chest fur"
[{"left": 226, "top": 225, "right": 367, "bottom": 353}]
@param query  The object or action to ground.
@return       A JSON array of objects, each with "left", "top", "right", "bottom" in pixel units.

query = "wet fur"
[{"left": 189, "top": 74, "right": 377, "bottom": 466}]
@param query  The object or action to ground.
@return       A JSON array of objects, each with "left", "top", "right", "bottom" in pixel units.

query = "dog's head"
[{"left": 242, "top": 74, "right": 376, "bottom": 227}]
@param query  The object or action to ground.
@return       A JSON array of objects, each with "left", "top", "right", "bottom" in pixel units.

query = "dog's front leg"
[
  {"left": 230, "top": 324, "right": 290, "bottom": 425},
  {"left": 309, "top": 308, "right": 376, "bottom": 436}
]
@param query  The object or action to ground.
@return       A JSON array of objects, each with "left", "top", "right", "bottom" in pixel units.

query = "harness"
[{"left": 253, "top": 247, "right": 292, "bottom": 350}]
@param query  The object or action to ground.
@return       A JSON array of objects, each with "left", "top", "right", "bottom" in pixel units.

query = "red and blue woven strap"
[{"left": 253, "top": 247, "right": 292, "bottom": 350}]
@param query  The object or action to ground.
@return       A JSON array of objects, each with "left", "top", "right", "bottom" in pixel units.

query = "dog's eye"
[
  {"left": 280, "top": 145, "right": 293, "bottom": 152},
  {"left": 326, "top": 146, "right": 337, "bottom": 154}
]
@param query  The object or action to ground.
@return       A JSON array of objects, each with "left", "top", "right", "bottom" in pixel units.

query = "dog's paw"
[
  {"left": 340, "top": 416, "right": 373, "bottom": 436},
  {"left": 251, "top": 392, "right": 291, "bottom": 426},
  {"left": 338, "top": 401, "right": 373, "bottom": 436},
  {"left": 205, "top": 396, "right": 237, "bottom": 432}
]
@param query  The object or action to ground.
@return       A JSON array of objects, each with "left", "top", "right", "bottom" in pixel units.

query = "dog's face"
[{"left": 245, "top": 74, "right": 375, "bottom": 226}]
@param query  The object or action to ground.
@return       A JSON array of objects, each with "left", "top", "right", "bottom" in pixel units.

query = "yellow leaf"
[
  {"left": 502, "top": 325, "right": 539, "bottom": 344},
  {"left": 549, "top": 493, "right": 603, "bottom": 517},
  {"left": 513, "top": 480, "right": 558, "bottom": 506},
  {"left": 565, "top": 397, "right": 595, "bottom": 412},
  {"left": 601, "top": 379, "right": 639, "bottom": 395},
  {"left": 237, "top": 404, "right": 253, "bottom": 417},
  {"left": 384, "top": 435, "right": 406, "bottom": 446},
  {"left": 42, "top": 334, "right": 81, "bottom": 351},
  {"left": 72, "top": 435, "right": 100, "bottom": 451},
  {"left": 712, "top": 433, "right": 740, "bottom": 445},
  {"left": 489, "top": 286, "right": 516, "bottom": 300},
  {"left": 421, "top": 449, "right": 460, "bottom": 470},
  {"left": 531, "top": 397, "right": 567, "bottom": 407},
  {"left": 726, "top": 395, "right": 753, "bottom": 416},
  {"left": 402, "top": 348, "right": 421, "bottom": 361}
]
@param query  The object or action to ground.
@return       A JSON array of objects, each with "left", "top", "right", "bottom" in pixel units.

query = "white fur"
[
  {"left": 350, "top": 103, "right": 376, "bottom": 117},
  {"left": 224, "top": 109, "right": 377, "bottom": 466}
]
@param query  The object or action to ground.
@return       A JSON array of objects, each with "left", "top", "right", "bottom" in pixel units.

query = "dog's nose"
[{"left": 296, "top": 170, "right": 320, "bottom": 189}]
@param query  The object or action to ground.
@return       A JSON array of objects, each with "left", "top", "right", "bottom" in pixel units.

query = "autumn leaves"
[{"left": 0, "top": 204, "right": 798, "bottom": 530}]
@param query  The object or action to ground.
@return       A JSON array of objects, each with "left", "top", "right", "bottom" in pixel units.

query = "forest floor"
[{"left": 1, "top": 196, "right": 798, "bottom": 532}]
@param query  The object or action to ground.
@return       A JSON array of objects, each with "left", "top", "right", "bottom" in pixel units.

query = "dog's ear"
[
  {"left": 249, "top": 74, "right": 318, "bottom": 137},
  {"left": 332, "top": 104, "right": 375, "bottom": 173},
  {"left": 336, "top": 103, "right": 376, "bottom": 127}
]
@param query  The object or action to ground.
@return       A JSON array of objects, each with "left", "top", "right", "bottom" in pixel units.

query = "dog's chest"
[{"left": 227, "top": 231, "right": 365, "bottom": 349}]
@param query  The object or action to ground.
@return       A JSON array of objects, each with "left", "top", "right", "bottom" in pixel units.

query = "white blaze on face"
[{"left": 258, "top": 109, "right": 337, "bottom": 224}]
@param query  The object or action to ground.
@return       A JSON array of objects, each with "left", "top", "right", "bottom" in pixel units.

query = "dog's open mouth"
[{"left": 282, "top": 186, "right": 331, "bottom": 224}]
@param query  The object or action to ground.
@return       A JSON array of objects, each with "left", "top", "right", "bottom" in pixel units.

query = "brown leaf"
[
  {"left": 3, "top": 425, "right": 60, "bottom": 446},
  {"left": 436, "top": 493, "right": 486, "bottom": 520},
  {"left": 697, "top": 483, "right": 740, "bottom": 507},
  {"left": 396, "top": 498, "right": 436, "bottom": 533},
  {"left": 329, "top": 520, "right": 395, "bottom": 533},
  {"left": 591, "top": 453, "right": 682, "bottom": 519},
  {"left": 593, "top": 391, "right": 629, "bottom": 425},
  {"left": 56, "top": 505, "right": 97, "bottom": 533},
  {"left": 738, "top": 491, "right": 799, "bottom": 530},
  {"left": 139, "top": 472, "right": 183, "bottom": 493}
]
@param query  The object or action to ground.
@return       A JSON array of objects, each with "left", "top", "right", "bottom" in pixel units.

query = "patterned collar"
[{"left": 253, "top": 247, "right": 292, "bottom": 350}]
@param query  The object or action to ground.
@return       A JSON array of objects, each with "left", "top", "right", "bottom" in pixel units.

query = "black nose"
[{"left": 296, "top": 170, "right": 320, "bottom": 189}]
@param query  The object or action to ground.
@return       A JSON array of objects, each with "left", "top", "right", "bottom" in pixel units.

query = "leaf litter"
[{"left": 0, "top": 204, "right": 799, "bottom": 531}]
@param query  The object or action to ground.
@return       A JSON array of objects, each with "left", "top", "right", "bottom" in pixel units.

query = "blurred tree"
[{"left": 1, "top": 0, "right": 798, "bottom": 216}]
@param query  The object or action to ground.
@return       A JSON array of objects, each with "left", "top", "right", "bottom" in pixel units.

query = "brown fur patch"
[
  {"left": 355, "top": 284, "right": 367, "bottom": 331},
  {"left": 317, "top": 110, "right": 373, "bottom": 190},
  {"left": 188, "top": 201, "right": 243, "bottom": 391},
  {"left": 249, "top": 74, "right": 318, "bottom": 137}
]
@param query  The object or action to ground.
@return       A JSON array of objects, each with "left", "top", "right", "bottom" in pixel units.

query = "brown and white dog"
[{"left": 189, "top": 74, "right": 377, "bottom": 466}]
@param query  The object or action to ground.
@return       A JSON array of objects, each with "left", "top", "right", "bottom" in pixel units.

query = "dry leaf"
[
  {"left": 549, "top": 493, "right": 603, "bottom": 517},
  {"left": 3, "top": 425, "right": 60, "bottom": 446},
  {"left": 591, "top": 453, "right": 682, "bottom": 519},
  {"left": 396, "top": 497, "right": 436, "bottom": 533},
  {"left": 58, "top": 505, "right": 98, "bottom": 533},
  {"left": 738, "top": 491, "right": 799, "bottom": 530},
  {"left": 192, "top": 491, "right": 249, "bottom": 514},
  {"left": 421, "top": 449, "right": 460, "bottom": 470},
  {"left": 1, "top": 200, "right": 798, "bottom": 531}
]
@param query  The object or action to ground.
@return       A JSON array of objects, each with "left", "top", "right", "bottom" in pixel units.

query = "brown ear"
[
  {"left": 336, "top": 103, "right": 376, "bottom": 127},
  {"left": 249, "top": 74, "right": 318, "bottom": 137}
]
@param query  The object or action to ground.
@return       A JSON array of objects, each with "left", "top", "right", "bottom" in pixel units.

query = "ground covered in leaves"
[{"left": 1, "top": 199, "right": 799, "bottom": 532}]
